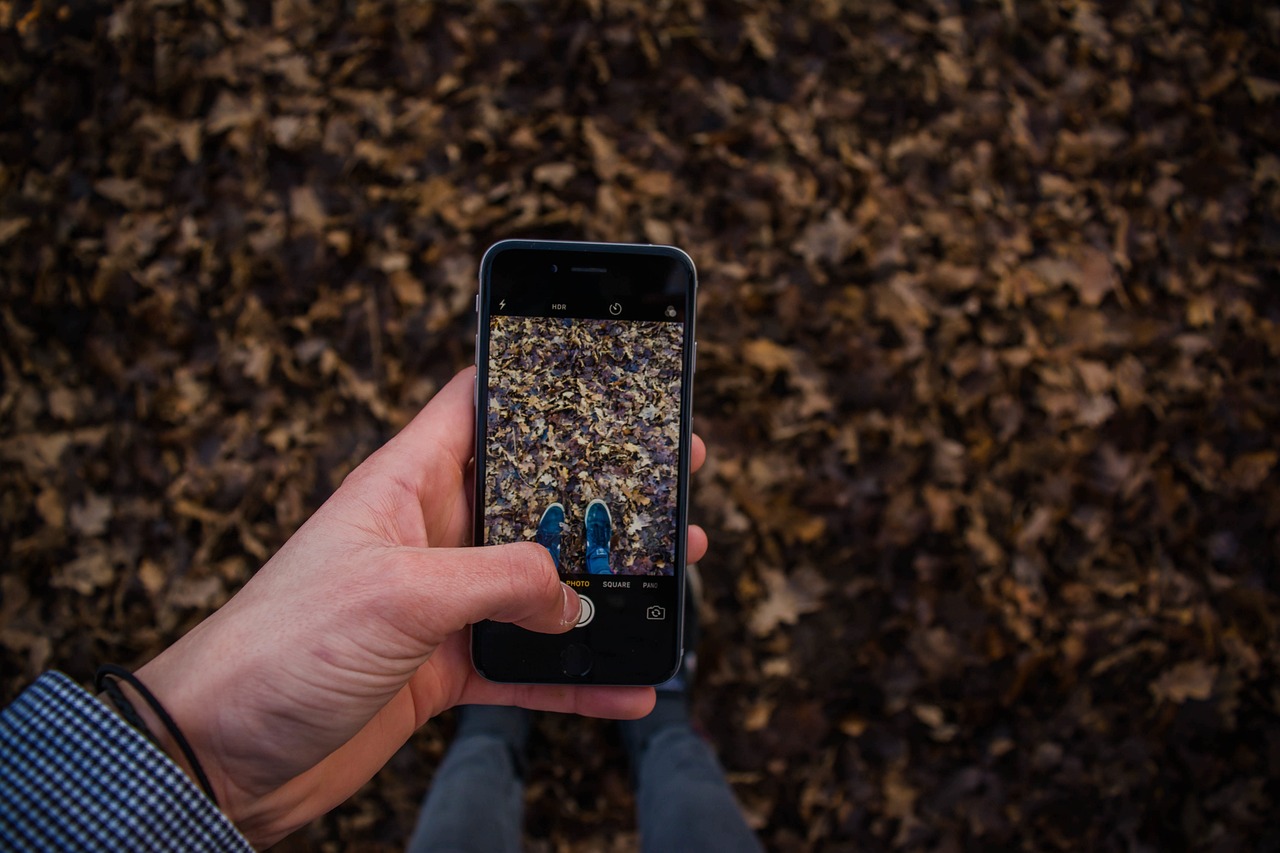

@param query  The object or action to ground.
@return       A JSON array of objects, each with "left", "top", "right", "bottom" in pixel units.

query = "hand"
[{"left": 129, "top": 367, "right": 709, "bottom": 846}]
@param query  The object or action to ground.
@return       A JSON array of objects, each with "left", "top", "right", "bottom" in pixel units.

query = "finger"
[
  {"left": 688, "top": 524, "right": 708, "bottom": 563},
  {"left": 690, "top": 432, "right": 706, "bottom": 474},
  {"left": 460, "top": 678, "right": 657, "bottom": 720},
  {"left": 382, "top": 366, "right": 477, "bottom": 474},
  {"left": 401, "top": 542, "right": 580, "bottom": 638}
]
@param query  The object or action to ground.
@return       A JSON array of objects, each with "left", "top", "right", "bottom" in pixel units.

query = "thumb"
[{"left": 401, "top": 541, "right": 581, "bottom": 637}]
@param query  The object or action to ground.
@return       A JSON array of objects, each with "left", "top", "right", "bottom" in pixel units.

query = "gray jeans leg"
[
  {"left": 406, "top": 735, "right": 524, "bottom": 853},
  {"left": 634, "top": 726, "right": 763, "bottom": 853}
]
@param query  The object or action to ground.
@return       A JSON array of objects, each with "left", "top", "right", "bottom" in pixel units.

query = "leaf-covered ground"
[
  {"left": 485, "top": 315, "right": 683, "bottom": 576},
  {"left": 2, "top": 1, "right": 1279, "bottom": 850}
]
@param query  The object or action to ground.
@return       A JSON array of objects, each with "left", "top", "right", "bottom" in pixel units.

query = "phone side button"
[{"left": 561, "top": 643, "right": 593, "bottom": 677}]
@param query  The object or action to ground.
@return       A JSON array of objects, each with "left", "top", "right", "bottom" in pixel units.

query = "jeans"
[
  {"left": 406, "top": 734, "right": 525, "bottom": 853},
  {"left": 407, "top": 720, "right": 762, "bottom": 853}
]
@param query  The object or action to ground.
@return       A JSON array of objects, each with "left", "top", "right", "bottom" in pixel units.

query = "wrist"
[
  {"left": 95, "top": 665, "right": 223, "bottom": 811},
  {"left": 96, "top": 682, "right": 193, "bottom": 777}
]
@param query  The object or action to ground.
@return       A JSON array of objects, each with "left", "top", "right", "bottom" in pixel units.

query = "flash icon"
[{"left": 498, "top": 299, "right": 507, "bottom": 310}]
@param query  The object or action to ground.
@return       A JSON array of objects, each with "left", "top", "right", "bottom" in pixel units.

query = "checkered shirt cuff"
[{"left": 0, "top": 671, "right": 251, "bottom": 851}]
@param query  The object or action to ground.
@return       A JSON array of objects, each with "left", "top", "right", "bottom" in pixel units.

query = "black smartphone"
[{"left": 470, "top": 240, "right": 697, "bottom": 685}]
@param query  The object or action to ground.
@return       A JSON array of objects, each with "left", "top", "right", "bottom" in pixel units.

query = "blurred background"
[{"left": 2, "top": 1, "right": 1278, "bottom": 849}]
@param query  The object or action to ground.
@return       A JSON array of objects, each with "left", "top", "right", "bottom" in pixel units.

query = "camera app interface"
[{"left": 483, "top": 313, "right": 684, "bottom": 576}]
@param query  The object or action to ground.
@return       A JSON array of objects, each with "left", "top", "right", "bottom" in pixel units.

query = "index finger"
[
  {"left": 690, "top": 433, "right": 706, "bottom": 474},
  {"left": 384, "top": 366, "right": 477, "bottom": 472}
]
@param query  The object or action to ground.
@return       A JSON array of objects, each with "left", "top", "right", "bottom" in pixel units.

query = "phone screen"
[
  {"left": 472, "top": 242, "right": 695, "bottom": 684},
  {"left": 484, "top": 314, "right": 684, "bottom": 574}
]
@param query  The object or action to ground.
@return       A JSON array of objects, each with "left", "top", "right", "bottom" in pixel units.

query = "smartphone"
[{"left": 470, "top": 240, "right": 697, "bottom": 685}]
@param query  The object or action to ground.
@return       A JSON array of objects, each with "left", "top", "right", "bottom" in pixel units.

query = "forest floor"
[{"left": 2, "top": 1, "right": 1279, "bottom": 850}]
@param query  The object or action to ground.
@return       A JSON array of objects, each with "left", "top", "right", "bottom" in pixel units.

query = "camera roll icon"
[{"left": 645, "top": 605, "right": 666, "bottom": 621}]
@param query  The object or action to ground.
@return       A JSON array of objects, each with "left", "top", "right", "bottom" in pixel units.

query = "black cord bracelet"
[
  {"left": 95, "top": 664, "right": 220, "bottom": 808},
  {"left": 96, "top": 675, "right": 159, "bottom": 748}
]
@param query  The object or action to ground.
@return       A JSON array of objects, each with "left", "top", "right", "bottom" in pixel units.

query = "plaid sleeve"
[{"left": 0, "top": 671, "right": 252, "bottom": 852}]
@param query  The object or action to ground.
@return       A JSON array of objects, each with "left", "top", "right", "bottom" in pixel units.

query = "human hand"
[{"left": 127, "top": 367, "right": 709, "bottom": 846}]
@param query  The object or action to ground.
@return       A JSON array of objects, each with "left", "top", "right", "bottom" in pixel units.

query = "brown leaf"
[
  {"left": 167, "top": 574, "right": 227, "bottom": 610},
  {"left": 389, "top": 269, "right": 426, "bottom": 307},
  {"left": 1150, "top": 660, "right": 1218, "bottom": 704},
  {"left": 53, "top": 551, "right": 116, "bottom": 595},
  {"left": 1075, "top": 246, "right": 1117, "bottom": 307},
  {"left": 740, "top": 338, "right": 795, "bottom": 374},
  {"left": 206, "top": 91, "right": 261, "bottom": 134},
  {"left": 749, "top": 566, "right": 829, "bottom": 636},
  {"left": 69, "top": 493, "right": 113, "bottom": 537},
  {"left": 582, "top": 118, "right": 621, "bottom": 181},
  {"left": 35, "top": 488, "right": 65, "bottom": 528},
  {"left": 1245, "top": 76, "right": 1280, "bottom": 102},
  {"left": 289, "top": 185, "right": 326, "bottom": 231},
  {"left": 532, "top": 162, "right": 577, "bottom": 189},
  {"left": 1228, "top": 451, "right": 1276, "bottom": 492},
  {"left": 743, "top": 699, "right": 775, "bottom": 731},
  {"left": 792, "top": 210, "right": 858, "bottom": 267},
  {"left": 0, "top": 217, "right": 31, "bottom": 244},
  {"left": 96, "top": 177, "right": 159, "bottom": 208},
  {"left": 137, "top": 558, "right": 167, "bottom": 596}
]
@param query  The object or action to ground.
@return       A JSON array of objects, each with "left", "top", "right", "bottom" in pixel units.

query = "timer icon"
[{"left": 609, "top": 302, "right": 622, "bottom": 316}]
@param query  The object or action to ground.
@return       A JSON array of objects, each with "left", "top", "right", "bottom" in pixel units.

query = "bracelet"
[
  {"left": 95, "top": 664, "right": 220, "bottom": 808},
  {"left": 97, "top": 675, "right": 159, "bottom": 747}
]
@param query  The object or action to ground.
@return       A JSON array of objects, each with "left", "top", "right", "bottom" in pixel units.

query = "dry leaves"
[{"left": 3, "top": 1, "right": 1279, "bottom": 851}]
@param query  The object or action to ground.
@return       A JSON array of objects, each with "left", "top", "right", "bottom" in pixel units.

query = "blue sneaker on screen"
[
  {"left": 534, "top": 502, "right": 564, "bottom": 569},
  {"left": 584, "top": 499, "right": 613, "bottom": 575}
]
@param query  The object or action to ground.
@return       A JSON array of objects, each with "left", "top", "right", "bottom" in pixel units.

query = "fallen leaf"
[
  {"left": 792, "top": 210, "right": 858, "bottom": 266},
  {"left": 749, "top": 566, "right": 829, "bottom": 636},
  {"left": 53, "top": 552, "right": 116, "bottom": 595},
  {"left": 69, "top": 493, "right": 113, "bottom": 537},
  {"left": 1150, "top": 660, "right": 1218, "bottom": 704}
]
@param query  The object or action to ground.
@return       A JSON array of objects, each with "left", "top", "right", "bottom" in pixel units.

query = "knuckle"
[
  {"left": 503, "top": 542, "right": 559, "bottom": 602},
  {"left": 372, "top": 550, "right": 422, "bottom": 608}
]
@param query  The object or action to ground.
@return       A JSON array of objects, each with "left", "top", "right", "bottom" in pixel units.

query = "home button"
[{"left": 561, "top": 644, "right": 593, "bottom": 677}]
